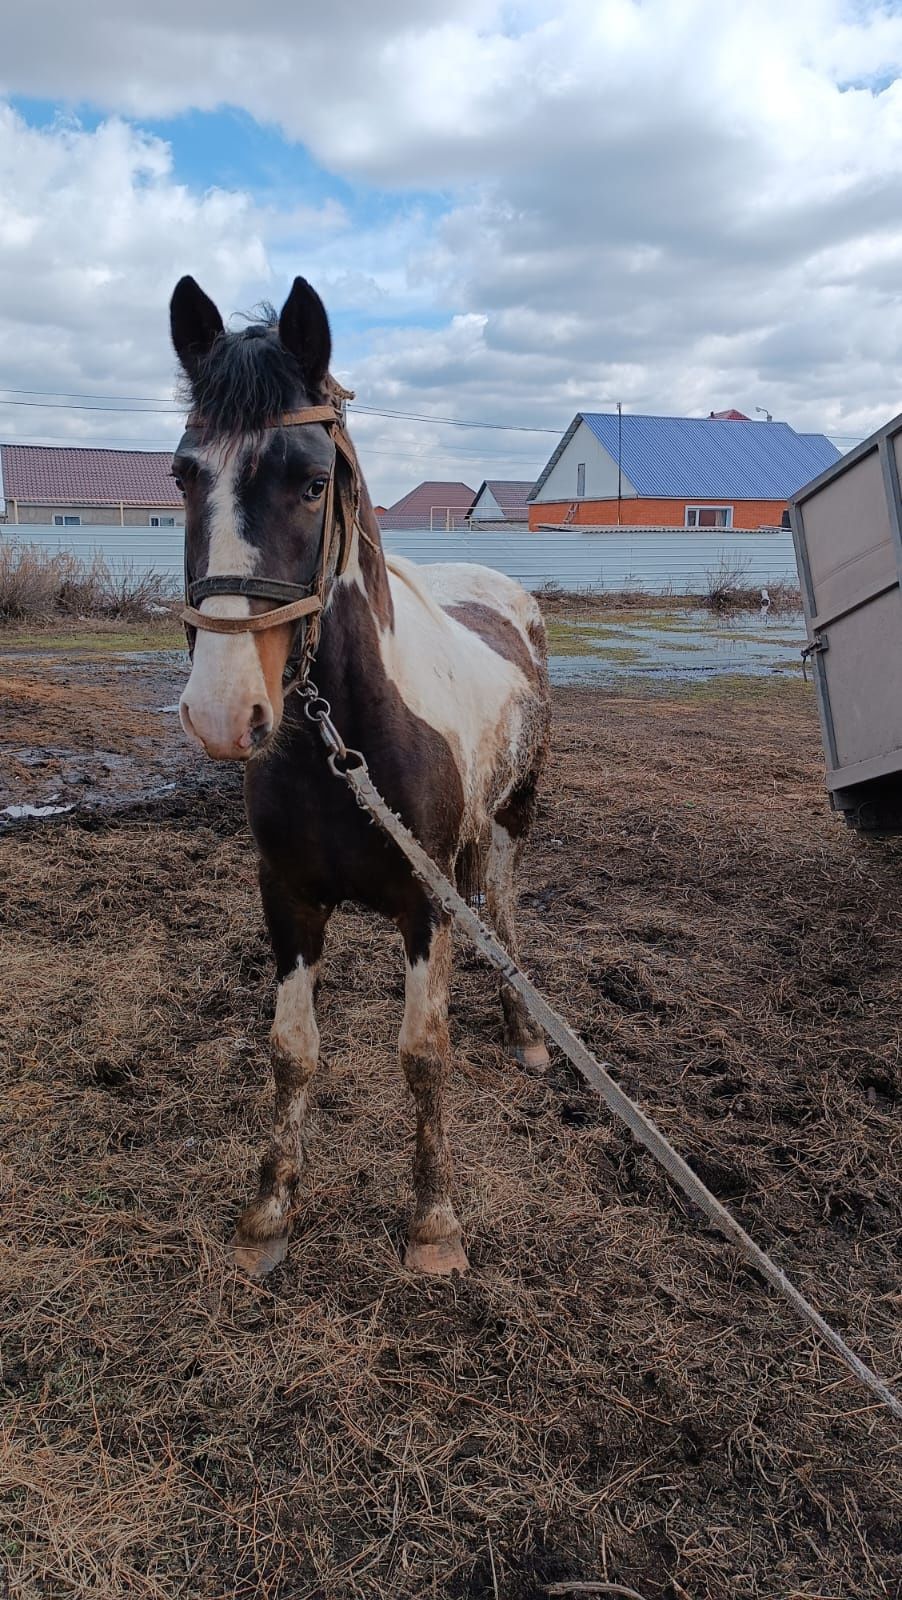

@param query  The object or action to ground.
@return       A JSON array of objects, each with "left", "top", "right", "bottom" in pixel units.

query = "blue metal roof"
[{"left": 579, "top": 414, "right": 841, "bottom": 499}]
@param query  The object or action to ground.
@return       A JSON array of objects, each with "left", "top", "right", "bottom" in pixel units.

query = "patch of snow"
[{"left": 2, "top": 802, "right": 75, "bottom": 819}]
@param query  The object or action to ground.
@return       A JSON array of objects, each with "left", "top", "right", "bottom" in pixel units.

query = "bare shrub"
[
  {"left": 74, "top": 555, "right": 176, "bottom": 620},
  {"left": 0, "top": 541, "right": 177, "bottom": 621},
  {"left": 0, "top": 542, "right": 78, "bottom": 619},
  {"left": 703, "top": 552, "right": 755, "bottom": 611},
  {"left": 533, "top": 578, "right": 563, "bottom": 601}
]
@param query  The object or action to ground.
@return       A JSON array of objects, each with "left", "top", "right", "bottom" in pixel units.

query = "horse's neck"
[
  {"left": 350, "top": 474, "right": 394, "bottom": 633},
  {"left": 312, "top": 481, "right": 394, "bottom": 727}
]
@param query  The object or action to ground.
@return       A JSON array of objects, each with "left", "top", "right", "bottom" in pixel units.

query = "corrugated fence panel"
[{"left": 1, "top": 525, "right": 799, "bottom": 593}]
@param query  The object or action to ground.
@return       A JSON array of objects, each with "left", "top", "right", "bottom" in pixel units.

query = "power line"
[
  {"left": 349, "top": 403, "right": 560, "bottom": 435},
  {"left": 0, "top": 385, "right": 867, "bottom": 448},
  {"left": 0, "top": 385, "right": 180, "bottom": 403},
  {"left": 0, "top": 430, "right": 542, "bottom": 469},
  {"left": 0, "top": 396, "right": 181, "bottom": 415},
  {"left": 0, "top": 387, "right": 563, "bottom": 434}
]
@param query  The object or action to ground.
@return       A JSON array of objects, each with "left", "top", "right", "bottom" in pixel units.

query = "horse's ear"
[
  {"left": 170, "top": 276, "right": 224, "bottom": 374},
  {"left": 279, "top": 277, "right": 332, "bottom": 392}
]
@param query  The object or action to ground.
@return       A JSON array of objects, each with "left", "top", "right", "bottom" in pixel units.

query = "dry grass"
[
  {"left": 701, "top": 556, "right": 801, "bottom": 616},
  {"left": 0, "top": 542, "right": 176, "bottom": 621},
  {"left": 1, "top": 675, "right": 900, "bottom": 1598},
  {"left": 535, "top": 585, "right": 801, "bottom": 619}
]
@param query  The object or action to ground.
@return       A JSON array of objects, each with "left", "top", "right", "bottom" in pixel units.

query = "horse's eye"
[
  {"left": 303, "top": 476, "right": 328, "bottom": 502},
  {"left": 173, "top": 476, "right": 185, "bottom": 495}
]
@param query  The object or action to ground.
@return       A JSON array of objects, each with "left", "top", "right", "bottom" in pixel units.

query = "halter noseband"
[{"left": 180, "top": 400, "right": 361, "bottom": 689}]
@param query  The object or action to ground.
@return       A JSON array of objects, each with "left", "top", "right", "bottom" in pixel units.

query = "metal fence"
[{"left": 1, "top": 524, "right": 800, "bottom": 595}]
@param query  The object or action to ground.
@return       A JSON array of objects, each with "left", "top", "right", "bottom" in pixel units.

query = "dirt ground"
[{"left": 1, "top": 633, "right": 900, "bottom": 1600}]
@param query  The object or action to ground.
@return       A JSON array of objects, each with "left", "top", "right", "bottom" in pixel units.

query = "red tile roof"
[
  {"left": 380, "top": 480, "right": 475, "bottom": 528},
  {"left": 0, "top": 444, "right": 181, "bottom": 507},
  {"left": 708, "top": 409, "right": 751, "bottom": 421}
]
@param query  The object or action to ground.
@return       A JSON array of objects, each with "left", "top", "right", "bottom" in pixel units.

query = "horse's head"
[{"left": 171, "top": 275, "right": 337, "bottom": 760}]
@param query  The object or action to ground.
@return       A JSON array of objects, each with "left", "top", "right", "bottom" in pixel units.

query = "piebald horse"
[{"left": 171, "top": 275, "right": 551, "bottom": 1276}]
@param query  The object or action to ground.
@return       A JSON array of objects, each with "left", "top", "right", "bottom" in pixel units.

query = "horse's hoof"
[
  {"left": 510, "top": 1041, "right": 550, "bottom": 1071},
  {"left": 404, "top": 1235, "right": 469, "bottom": 1276},
  {"left": 230, "top": 1231, "right": 289, "bottom": 1279}
]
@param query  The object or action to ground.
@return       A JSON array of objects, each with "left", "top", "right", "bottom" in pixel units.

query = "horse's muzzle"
[{"left": 179, "top": 692, "right": 275, "bottom": 761}]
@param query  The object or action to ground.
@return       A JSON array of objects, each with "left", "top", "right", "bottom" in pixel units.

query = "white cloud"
[
  {"left": 4, "top": 1, "right": 902, "bottom": 502},
  {"left": 0, "top": 106, "right": 269, "bottom": 455}
]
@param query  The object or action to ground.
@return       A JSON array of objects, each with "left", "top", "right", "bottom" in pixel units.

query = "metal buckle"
[{"left": 301, "top": 683, "right": 364, "bottom": 773}]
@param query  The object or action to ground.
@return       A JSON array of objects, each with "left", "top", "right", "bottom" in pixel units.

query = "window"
[
  {"left": 150, "top": 515, "right": 177, "bottom": 527},
  {"left": 685, "top": 505, "right": 733, "bottom": 529},
  {"left": 576, "top": 462, "right": 586, "bottom": 497},
  {"left": 53, "top": 514, "right": 81, "bottom": 526}
]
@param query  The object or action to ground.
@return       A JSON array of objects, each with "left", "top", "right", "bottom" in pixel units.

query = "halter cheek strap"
[{"left": 179, "top": 399, "right": 363, "bottom": 685}]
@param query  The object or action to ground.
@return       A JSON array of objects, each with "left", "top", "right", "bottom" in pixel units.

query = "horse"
[{"left": 170, "top": 274, "right": 551, "bottom": 1277}]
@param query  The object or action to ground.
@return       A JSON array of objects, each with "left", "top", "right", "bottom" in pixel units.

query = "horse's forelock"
[{"left": 183, "top": 314, "right": 314, "bottom": 444}]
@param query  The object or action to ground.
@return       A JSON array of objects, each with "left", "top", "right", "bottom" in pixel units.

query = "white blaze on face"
[{"left": 179, "top": 445, "right": 274, "bottom": 759}]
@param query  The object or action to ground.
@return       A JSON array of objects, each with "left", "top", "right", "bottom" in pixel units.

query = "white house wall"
[
  {"left": 469, "top": 486, "right": 503, "bottom": 520},
  {"left": 533, "top": 420, "right": 637, "bottom": 503}
]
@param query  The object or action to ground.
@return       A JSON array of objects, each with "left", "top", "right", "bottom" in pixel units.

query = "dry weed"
[
  {"left": 0, "top": 542, "right": 176, "bottom": 621},
  {"left": 0, "top": 679, "right": 900, "bottom": 1598}
]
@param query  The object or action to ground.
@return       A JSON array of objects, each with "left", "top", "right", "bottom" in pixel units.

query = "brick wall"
[{"left": 529, "top": 497, "right": 788, "bottom": 530}]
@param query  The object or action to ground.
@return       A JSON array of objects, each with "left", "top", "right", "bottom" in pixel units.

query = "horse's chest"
[{"left": 244, "top": 726, "right": 462, "bottom": 916}]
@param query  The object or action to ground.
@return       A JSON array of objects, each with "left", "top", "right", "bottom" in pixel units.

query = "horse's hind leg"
[
  {"left": 232, "top": 868, "right": 331, "bottom": 1279},
  {"left": 397, "top": 905, "right": 468, "bottom": 1276},
  {"left": 487, "top": 785, "right": 550, "bottom": 1070}
]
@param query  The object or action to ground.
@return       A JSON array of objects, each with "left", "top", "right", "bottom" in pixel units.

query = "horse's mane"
[
  {"left": 183, "top": 306, "right": 312, "bottom": 439},
  {"left": 383, "top": 552, "right": 452, "bottom": 625}
]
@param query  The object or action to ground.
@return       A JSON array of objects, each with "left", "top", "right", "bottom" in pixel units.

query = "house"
[
  {"left": 528, "top": 414, "right": 841, "bottom": 531},
  {"left": 378, "top": 480, "right": 475, "bottom": 530},
  {"left": 467, "top": 480, "right": 535, "bottom": 524},
  {"left": 0, "top": 444, "right": 183, "bottom": 527}
]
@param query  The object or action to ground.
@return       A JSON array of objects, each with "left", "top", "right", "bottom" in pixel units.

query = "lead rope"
[{"left": 299, "top": 682, "right": 902, "bottom": 1423}]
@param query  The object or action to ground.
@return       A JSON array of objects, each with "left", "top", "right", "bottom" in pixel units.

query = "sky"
[{"left": 2, "top": 0, "right": 902, "bottom": 505}]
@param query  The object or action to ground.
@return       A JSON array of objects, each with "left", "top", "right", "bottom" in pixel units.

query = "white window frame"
[
  {"left": 685, "top": 505, "right": 734, "bottom": 529},
  {"left": 576, "top": 462, "right": 586, "bottom": 497},
  {"left": 53, "top": 514, "right": 82, "bottom": 526},
  {"left": 149, "top": 514, "right": 177, "bottom": 527}
]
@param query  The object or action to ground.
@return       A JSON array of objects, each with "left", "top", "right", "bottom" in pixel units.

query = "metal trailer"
[{"left": 790, "top": 411, "right": 902, "bottom": 831}]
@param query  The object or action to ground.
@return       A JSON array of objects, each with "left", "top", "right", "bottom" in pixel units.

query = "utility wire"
[
  {"left": 0, "top": 388, "right": 563, "bottom": 434},
  {"left": 0, "top": 431, "right": 543, "bottom": 470},
  {"left": 0, "top": 385, "right": 865, "bottom": 446}
]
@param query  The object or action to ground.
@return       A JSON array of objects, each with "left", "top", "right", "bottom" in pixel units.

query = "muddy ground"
[{"left": 1, "top": 628, "right": 900, "bottom": 1599}]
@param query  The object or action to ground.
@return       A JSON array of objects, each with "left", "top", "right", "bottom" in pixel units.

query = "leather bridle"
[{"left": 180, "top": 401, "right": 362, "bottom": 691}]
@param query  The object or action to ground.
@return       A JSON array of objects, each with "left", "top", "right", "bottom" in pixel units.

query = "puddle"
[
  {"left": 0, "top": 648, "right": 201, "bottom": 828},
  {"left": 548, "top": 607, "right": 807, "bottom": 685},
  {"left": 2, "top": 608, "right": 809, "bottom": 829}
]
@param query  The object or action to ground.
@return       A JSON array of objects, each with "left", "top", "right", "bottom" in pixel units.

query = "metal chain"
[{"left": 301, "top": 683, "right": 902, "bottom": 1423}]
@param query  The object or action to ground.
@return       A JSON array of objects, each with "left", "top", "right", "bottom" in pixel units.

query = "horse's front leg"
[
  {"left": 398, "top": 906, "right": 468, "bottom": 1276},
  {"left": 232, "top": 866, "right": 331, "bottom": 1279}
]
